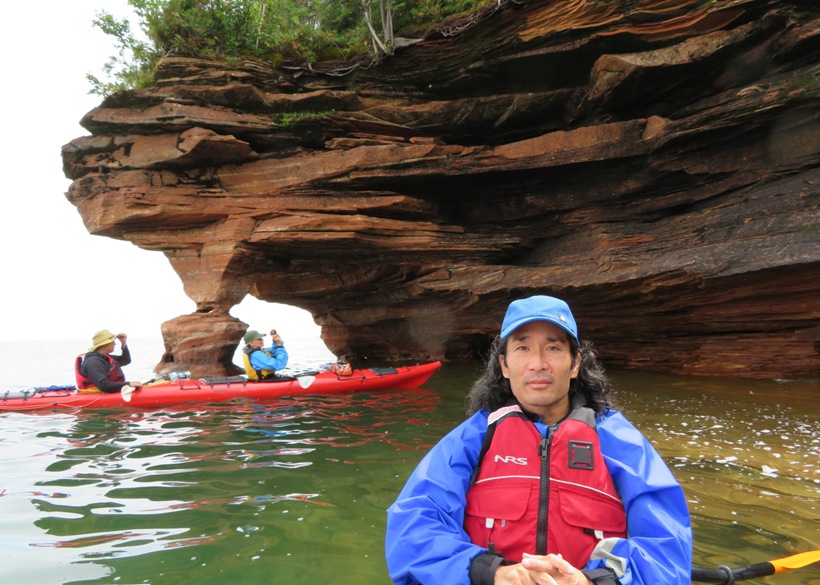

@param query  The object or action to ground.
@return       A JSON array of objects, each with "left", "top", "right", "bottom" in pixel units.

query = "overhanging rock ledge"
[{"left": 62, "top": 0, "right": 820, "bottom": 378}]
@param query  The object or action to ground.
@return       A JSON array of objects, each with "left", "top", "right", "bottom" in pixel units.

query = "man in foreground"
[{"left": 385, "top": 295, "right": 692, "bottom": 585}]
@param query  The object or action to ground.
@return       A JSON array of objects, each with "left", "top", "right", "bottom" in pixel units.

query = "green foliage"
[
  {"left": 274, "top": 109, "right": 336, "bottom": 127},
  {"left": 90, "top": 0, "right": 489, "bottom": 96},
  {"left": 396, "top": 0, "right": 484, "bottom": 29},
  {"left": 87, "top": 10, "right": 160, "bottom": 96}
]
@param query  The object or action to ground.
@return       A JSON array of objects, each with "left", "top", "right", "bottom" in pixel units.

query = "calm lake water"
[{"left": 1, "top": 339, "right": 818, "bottom": 584}]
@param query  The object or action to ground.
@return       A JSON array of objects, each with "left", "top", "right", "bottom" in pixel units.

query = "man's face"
[
  {"left": 499, "top": 321, "right": 580, "bottom": 424},
  {"left": 98, "top": 341, "right": 116, "bottom": 354},
  {"left": 250, "top": 338, "right": 264, "bottom": 349}
]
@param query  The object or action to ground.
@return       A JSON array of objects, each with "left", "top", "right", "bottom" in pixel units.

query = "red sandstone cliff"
[{"left": 63, "top": 0, "right": 819, "bottom": 378}]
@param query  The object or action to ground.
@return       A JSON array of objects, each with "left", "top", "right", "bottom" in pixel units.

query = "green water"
[{"left": 1, "top": 364, "right": 818, "bottom": 584}]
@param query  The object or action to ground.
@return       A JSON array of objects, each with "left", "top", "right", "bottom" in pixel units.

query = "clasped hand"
[{"left": 495, "top": 553, "right": 592, "bottom": 585}]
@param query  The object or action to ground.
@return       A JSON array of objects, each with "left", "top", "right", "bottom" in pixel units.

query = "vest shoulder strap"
[
  {"left": 471, "top": 405, "right": 528, "bottom": 485},
  {"left": 470, "top": 402, "right": 598, "bottom": 484}
]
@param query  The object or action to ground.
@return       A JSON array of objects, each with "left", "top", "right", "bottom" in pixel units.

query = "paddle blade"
[
  {"left": 121, "top": 386, "right": 135, "bottom": 402},
  {"left": 771, "top": 550, "right": 820, "bottom": 573},
  {"left": 298, "top": 376, "right": 315, "bottom": 389}
]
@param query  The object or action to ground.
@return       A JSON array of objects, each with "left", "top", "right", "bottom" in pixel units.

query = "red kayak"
[{"left": 0, "top": 361, "right": 441, "bottom": 412}]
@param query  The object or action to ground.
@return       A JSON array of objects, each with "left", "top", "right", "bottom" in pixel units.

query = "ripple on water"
[{"left": 1, "top": 367, "right": 818, "bottom": 584}]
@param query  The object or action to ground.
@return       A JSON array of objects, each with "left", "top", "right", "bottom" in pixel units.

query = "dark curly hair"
[{"left": 466, "top": 335, "right": 615, "bottom": 417}]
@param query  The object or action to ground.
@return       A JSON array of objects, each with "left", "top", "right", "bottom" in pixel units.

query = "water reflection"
[
  {"left": 0, "top": 366, "right": 817, "bottom": 584},
  {"left": 609, "top": 370, "right": 820, "bottom": 582}
]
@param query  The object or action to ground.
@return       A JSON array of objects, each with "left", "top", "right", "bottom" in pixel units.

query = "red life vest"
[
  {"left": 464, "top": 404, "right": 627, "bottom": 568},
  {"left": 75, "top": 353, "right": 125, "bottom": 389}
]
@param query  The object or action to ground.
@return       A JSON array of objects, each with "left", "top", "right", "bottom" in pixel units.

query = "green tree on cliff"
[{"left": 89, "top": 0, "right": 488, "bottom": 96}]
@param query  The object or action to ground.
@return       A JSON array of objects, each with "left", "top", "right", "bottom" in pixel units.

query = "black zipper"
[{"left": 536, "top": 425, "right": 554, "bottom": 555}]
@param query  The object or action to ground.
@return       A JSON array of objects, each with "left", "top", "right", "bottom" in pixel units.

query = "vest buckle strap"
[{"left": 568, "top": 440, "right": 594, "bottom": 470}]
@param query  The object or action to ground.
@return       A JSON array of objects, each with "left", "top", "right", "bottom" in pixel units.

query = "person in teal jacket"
[
  {"left": 241, "top": 329, "right": 289, "bottom": 380},
  {"left": 385, "top": 295, "right": 692, "bottom": 585}
]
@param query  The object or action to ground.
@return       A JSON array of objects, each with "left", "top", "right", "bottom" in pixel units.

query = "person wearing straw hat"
[
  {"left": 75, "top": 330, "right": 142, "bottom": 398},
  {"left": 385, "top": 295, "right": 691, "bottom": 585}
]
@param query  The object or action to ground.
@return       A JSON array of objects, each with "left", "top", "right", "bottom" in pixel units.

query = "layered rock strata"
[{"left": 63, "top": 0, "right": 820, "bottom": 378}]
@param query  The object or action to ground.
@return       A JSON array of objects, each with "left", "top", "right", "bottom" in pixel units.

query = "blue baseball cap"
[{"left": 500, "top": 295, "right": 578, "bottom": 342}]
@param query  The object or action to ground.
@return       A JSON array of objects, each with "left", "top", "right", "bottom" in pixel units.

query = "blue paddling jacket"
[{"left": 385, "top": 408, "right": 692, "bottom": 585}]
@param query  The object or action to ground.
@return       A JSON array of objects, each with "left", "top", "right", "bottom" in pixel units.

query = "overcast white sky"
[{"left": 0, "top": 1, "right": 316, "bottom": 342}]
